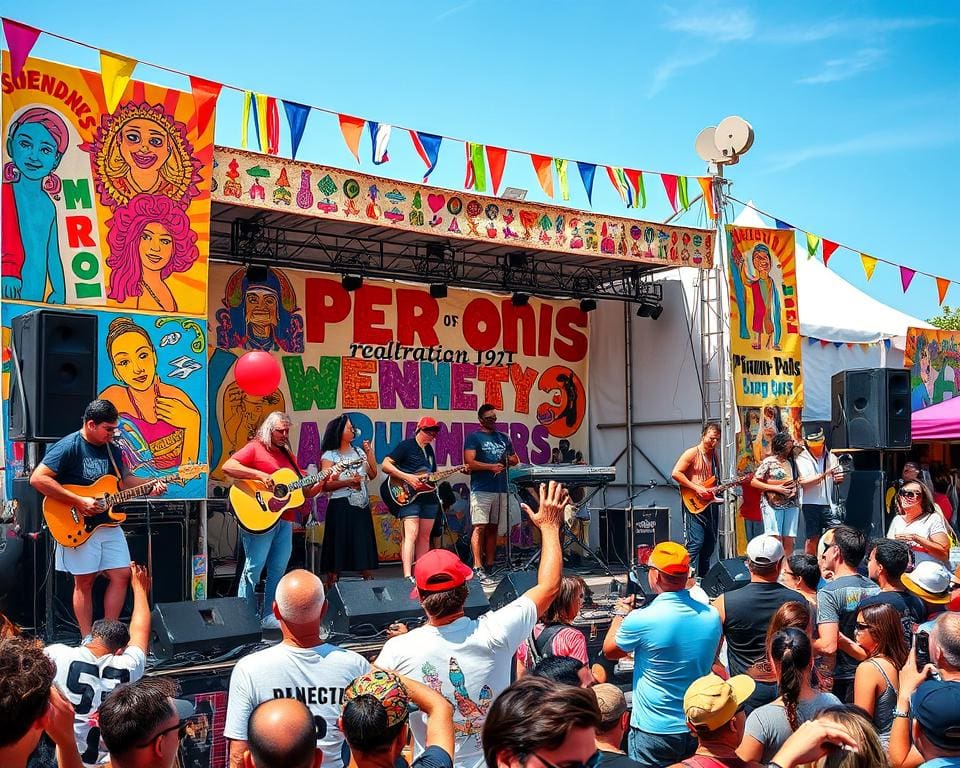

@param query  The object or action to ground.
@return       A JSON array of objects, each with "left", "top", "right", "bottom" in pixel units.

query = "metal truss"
[{"left": 223, "top": 218, "right": 667, "bottom": 305}]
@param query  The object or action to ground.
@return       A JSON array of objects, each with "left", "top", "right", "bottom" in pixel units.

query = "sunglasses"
[
  {"left": 854, "top": 622, "right": 873, "bottom": 633},
  {"left": 899, "top": 489, "right": 922, "bottom": 499},
  {"left": 531, "top": 751, "right": 602, "bottom": 768},
  {"left": 423, "top": 427, "right": 440, "bottom": 434},
  {"left": 135, "top": 721, "right": 187, "bottom": 748}
]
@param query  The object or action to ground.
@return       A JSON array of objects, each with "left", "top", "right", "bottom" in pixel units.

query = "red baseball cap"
[
  {"left": 416, "top": 417, "right": 439, "bottom": 432},
  {"left": 411, "top": 549, "right": 473, "bottom": 596}
]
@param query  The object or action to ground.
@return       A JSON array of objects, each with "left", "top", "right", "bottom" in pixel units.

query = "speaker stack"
[{"left": 830, "top": 369, "right": 911, "bottom": 450}]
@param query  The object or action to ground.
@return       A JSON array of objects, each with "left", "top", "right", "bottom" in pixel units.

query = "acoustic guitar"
[
  {"left": 43, "top": 464, "right": 208, "bottom": 547},
  {"left": 679, "top": 474, "right": 750, "bottom": 515},
  {"left": 230, "top": 459, "right": 362, "bottom": 533},
  {"left": 380, "top": 465, "right": 468, "bottom": 517}
]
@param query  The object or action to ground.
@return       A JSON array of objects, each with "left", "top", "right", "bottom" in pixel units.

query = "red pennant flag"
[
  {"left": 900, "top": 265, "right": 916, "bottom": 293},
  {"left": 2, "top": 19, "right": 41, "bottom": 82},
  {"left": 822, "top": 239, "right": 839, "bottom": 267},
  {"left": 937, "top": 277, "right": 950, "bottom": 305},
  {"left": 338, "top": 114, "right": 365, "bottom": 162},
  {"left": 189, "top": 76, "right": 222, "bottom": 139},
  {"left": 530, "top": 154, "right": 554, "bottom": 198},
  {"left": 661, "top": 174, "right": 678, "bottom": 213},
  {"left": 486, "top": 146, "right": 508, "bottom": 196}
]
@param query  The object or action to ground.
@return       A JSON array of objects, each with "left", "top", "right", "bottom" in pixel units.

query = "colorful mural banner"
[
  {"left": 207, "top": 263, "right": 590, "bottom": 560},
  {"left": 1, "top": 304, "right": 209, "bottom": 499},
  {"left": 1, "top": 54, "right": 213, "bottom": 315},
  {"left": 212, "top": 148, "right": 715, "bottom": 269},
  {"left": 727, "top": 226, "right": 804, "bottom": 408},
  {"left": 903, "top": 326, "right": 960, "bottom": 411}
]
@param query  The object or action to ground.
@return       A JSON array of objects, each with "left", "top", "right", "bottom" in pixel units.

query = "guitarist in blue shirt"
[
  {"left": 381, "top": 417, "right": 441, "bottom": 579},
  {"left": 30, "top": 399, "right": 165, "bottom": 640}
]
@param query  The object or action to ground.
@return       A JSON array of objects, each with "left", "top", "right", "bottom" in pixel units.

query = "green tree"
[{"left": 928, "top": 305, "right": 960, "bottom": 330}]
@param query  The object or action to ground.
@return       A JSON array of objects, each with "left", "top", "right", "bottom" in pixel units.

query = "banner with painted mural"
[
  {"left": 207, "top": 263, "right": 589, "bottom": 560},
  {"left": 726, "top": 226, "right": 803, "bottom": 408},
  {"left": 1, "top": 54, "right": 213, "bottom": 314},
  {"left": 1, "top": 304, "right": 208, "bottom": 499},
  {"left": 903, "top": 327, "right": 960, "bottom": 411}
]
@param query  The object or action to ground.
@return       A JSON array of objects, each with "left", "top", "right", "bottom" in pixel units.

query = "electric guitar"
[
  {"left": 230, "top": 459, "right": 363, "bottom": 533},
  {"left": 380, "top": 465, "right": 468, "bottom": 516},
  {"left": 679, "top": 474, "right": 750, "bottom": 514},
  {"left": 43, "top": 464, "right": 208, "bottom": 548}
]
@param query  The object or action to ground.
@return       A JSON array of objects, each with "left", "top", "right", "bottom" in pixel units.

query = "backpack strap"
[{"left": 533, "top": 623, "right": 567, "bottom": 658}]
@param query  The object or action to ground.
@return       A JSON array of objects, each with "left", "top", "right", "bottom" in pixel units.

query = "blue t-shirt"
[
  {"left": 615, "top": 590, "right": 722, "bottom": 734},
  {"left": 464, "top": 430, "right": 514, "bottom": 493},
  {"left": 387, "top": 437, "right": 438, "bottom": 507},
  {"left": 41, "top": 431, "right": 124, "bottom": 487}
]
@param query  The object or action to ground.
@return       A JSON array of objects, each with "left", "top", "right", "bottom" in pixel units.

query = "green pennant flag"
[
  {"left": 470, "top": 142, "right": 487, "bottom": 192},
  {"left": 555, "top": 158, "right": 570, "bottom": 201},
  {"left": 677, "top": 176, "right": 690, "bottom": 210}
]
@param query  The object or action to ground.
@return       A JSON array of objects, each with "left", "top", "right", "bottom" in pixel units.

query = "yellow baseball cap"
[{"left": 683, "top": 674, "right": 755, "bottom": 731}]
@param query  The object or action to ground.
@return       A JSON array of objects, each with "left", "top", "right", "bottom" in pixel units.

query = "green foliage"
[{"left": 928, "top": 305, "right": 960, "bottom": 330}]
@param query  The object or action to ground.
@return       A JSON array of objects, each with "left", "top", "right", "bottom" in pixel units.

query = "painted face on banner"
[
  {"left": 110, "top": 330, "right": 158, "bottom": 392},
  {"left": 138, "top": 222, "right": 175, "bottom": 273},
  {"left": 10, "top": 122, "right": 62, "bottom": 180},
  {"left": 245, "top": 288, "right": 280, "bottom": 328},
  {"left": 120, "top": 117, "right": 172, "bottom": 179}
]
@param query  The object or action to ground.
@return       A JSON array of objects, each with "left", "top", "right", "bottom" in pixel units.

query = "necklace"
[{"left": 140, "top": 280, "right": 167, "bottom": 309}]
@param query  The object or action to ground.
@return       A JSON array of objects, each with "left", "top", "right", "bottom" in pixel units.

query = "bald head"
[
  {"left": 274, "top": 569, "right": 325, "bottom": 626},
  {"left": 247, "top": 699, "right": 318, "bottom": 768},
  {"left": 932, "top": 612, "right": 960, "bottom": 670}
]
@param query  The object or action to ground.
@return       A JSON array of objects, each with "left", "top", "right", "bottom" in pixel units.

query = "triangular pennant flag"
[
  {"left": 805, "top": 232, "right": 821, "bottom": 259},
  {"left": 464, "top": 143, "right": 486, "bottom": 192},
  {"left": 530, "top": 154, "right": 554, "bottom": 198},
  {"left": 884, "top": 338, "right": 892, "bottom": 350},
  {"left": 486, "top": 146, "right": 507, "bottom": 196},
  {"left": 899, "top": 265, "right": 916, "bottom": 293},
  {"left": 697, "top": 177, "right": 715, "bottom": 219},
  {"left": 241, "top": 91, "right": 253, "bottom": 149},
  {"left": 937, "top": 277, "right": 950, "bottom": 306},
  {"left": 265, "top": 97, "right": 280, "bottom": 155},
  {"left": 820, "top": 340, "right": 830, "bottom": 347},
  {"left": 189, "top": 76, "right": 222, "bottom": 138},
  {"left": 606, "top": 167, "right": 629, "bottom": 205},
  {"left": 282, "top": 101, "right": 310, "bottom": 159},
  {"left": 338, "top": 114, "right": 365, "bottom": 163},
  {"left": 576, "top": 162, "right": 596, "bottom": 206},
  {"left": 409, "top": 131, "right": 442, "bottom": 181},
  {"left": 834, "top": 342, "right": 843, "bottom": 349},
  {"left": 774, "top": 219, "right": 792, "bottom": 230},
  {"left": 2, "top": 19, "right": 41, "bottom": 82},
  {"left": 807, "top": 337, "right": 818, "bottom": 346},
  {"left": 99, "top": 50, "right": 137, "bottom": 113},
  {"left": 624, "top": 169, "right": 646, "bottom": 208},
  {"left": 661, "top": 173, "right": 678, "bottom": 213},
  {"left": 252, "top": 93, "right": 267, "bottom": 151},
  {"left": 822, "top": 239, "right": 839, "bottom": 267},
  {"left": 368, "top": 121, "right": 392, "bottom": 165},
  {"left": 555, "top": 159, "right": 570, "bottom": 201},
  {"left": 860, "top": 253, "right": 878, "bottom": 281},
  {"left": 677, "top": 176, "right": 690, "bottom": 210}
]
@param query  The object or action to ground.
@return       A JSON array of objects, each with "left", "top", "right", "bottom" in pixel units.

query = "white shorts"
[
  {"left": 470, "top": 491, "right": 508, "bottom": 526},
  {"left": 55, "top": 524, "right": 131, "bottom": 575}
]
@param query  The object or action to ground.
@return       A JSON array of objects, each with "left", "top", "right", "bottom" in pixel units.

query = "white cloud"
[
  {"left": 770, "top": 15, "right": 950, "bottom": 44},
  {"left": 663, "top": 4, "right": 756, "bottom": 42},
  {"left": 435, "top": 1, "right": 474, "bottom": 22},
  {"left": 646, "top": 49, "right": 718, "bottom": 98},
  {"left": 761, "top": 125, "right": 960, "bottom": 173},
  {"left": 797, "top": 47, "right": 885, "bottom": 85}
]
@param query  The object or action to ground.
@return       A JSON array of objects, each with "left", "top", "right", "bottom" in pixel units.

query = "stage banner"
[
  {"left": 208, "top": 263, "right": 590, "bottom": 561},
  {"left": 2, "top": 303, "right": 209, "bottom": 499},
  {"left": 212, "top": 147, "right": 715, "bottom": 269},
  {"left": 1, "top": 54, "right": 213, "bottom": 315},
  {"left": 904, "top": 326, "right": 960, "bottom": 410},
  {"left": 727, "top": 226, "right": 803, "bottom": 408}
]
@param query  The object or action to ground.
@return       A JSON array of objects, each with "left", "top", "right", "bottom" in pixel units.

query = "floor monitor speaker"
[
  {"left": 701, "top": 558, "right": 750, "bottom": 599},
  {"left": 151, "top": 597, "right": 261, "bottom": 660}
]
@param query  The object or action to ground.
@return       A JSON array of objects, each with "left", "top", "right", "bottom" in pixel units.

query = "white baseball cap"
[{"left": 746, "top": 534, "right": 784, "bottom": 566}]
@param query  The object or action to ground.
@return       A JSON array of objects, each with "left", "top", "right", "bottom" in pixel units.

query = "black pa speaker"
[
  {"left": 150, "top": 597, "right": 262, "bottom": 659},
  {"left": 701, "top": 558, "right": 750, "bottom": 598},
  {"left": 489, "top": 571, "right": 538, "bottom": 610},
  {"left": 8, "top": 310, "right": 99, "bottom": 442},
  {"left": 830, "top": 369, "right": 911, "bottom": 450},
  {"left": 12, "top": 476, "right": 43, "bottom": 535},
  {"left": 323, "top": 576, "right": 490, "bottom": 636},
  {"left": 837, "top": 470, "right": 887, "bottom": 540}
]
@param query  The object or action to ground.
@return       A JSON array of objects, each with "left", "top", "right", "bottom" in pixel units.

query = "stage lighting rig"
[{"left": 342, "top": 274, "right": 363, "bottom": 292}]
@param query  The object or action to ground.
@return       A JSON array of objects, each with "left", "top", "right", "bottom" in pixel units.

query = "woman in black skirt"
[{"left": 319, "top": 414, "right": 379, "bottom": 586}]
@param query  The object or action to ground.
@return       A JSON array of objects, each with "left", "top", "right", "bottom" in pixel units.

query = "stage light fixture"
[
  {"left": 426, "top": 242, "right": 446, "bottom": 260},
  {"left": 245, "top": 264, "right": 269, "bottom": 282},
  {"left": 636, "top": 301, "right": 663, "bottom": 320},
  {"left": 649, "top": 304, "right": 664, "bottom": 320},
  {"left": 342, "top": 274, "right": 363, "bottom": 292},
  {"left": 430, "top": 284, "right": 448, "bottom": 299},
  {"left": 511, "top": 292, "right": 530, "bottom": 307},
  {"left": 579, "top": 299, "right": 597, "bottom": 313},
  {"left": 508, "top": 252, "right": 528, "bottom": 269}
]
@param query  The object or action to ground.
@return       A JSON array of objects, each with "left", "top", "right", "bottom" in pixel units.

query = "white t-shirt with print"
[
  {"left": 375, "top": 596, "right": 538, "bottom": 768},
  {"left": 45, "top": 643, "right": 146, "bottom": 766},
  {"left": 794, "top": 449, "right": 840, "bottom": 506},
  {"left": 887, "top": 513, "right": 949, "bottom": 565},
  {"left": 224, "top": 641, "right": 371, "bottom": 768}
]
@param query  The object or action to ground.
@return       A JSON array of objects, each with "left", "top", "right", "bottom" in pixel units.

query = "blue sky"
[{"left": 4, "top": 1, "right": 958, "bottom": 322}]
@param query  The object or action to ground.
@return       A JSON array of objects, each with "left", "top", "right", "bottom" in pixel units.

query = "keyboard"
[{"left": 509, "top": 464, "right": 616, "bottom": 488}]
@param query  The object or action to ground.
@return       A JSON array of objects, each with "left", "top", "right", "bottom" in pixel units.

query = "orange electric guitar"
[
  {"left": 43, "top": 464, "right": 208, "bottom": 547},
  {"left": 679, "top": 474, "right": 750, "bottom": 514}
]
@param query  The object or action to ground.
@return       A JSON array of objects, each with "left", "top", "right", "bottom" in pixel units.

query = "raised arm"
[{"left": 521, "top": 481, "right": 568, "bottom": 616}]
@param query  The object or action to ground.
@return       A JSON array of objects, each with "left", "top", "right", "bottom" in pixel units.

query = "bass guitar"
[
  {"left": 680, "top": 474, "right": 750, "bottom": 515},
  {"left": 380, "top": 464, "right": 468, "bottom": 517},
  {"left": 230, "top": 459, "right": 363, "bottom": 533},
  {"left": 43, "top": 464, "right": 208, "bottom": 548}
]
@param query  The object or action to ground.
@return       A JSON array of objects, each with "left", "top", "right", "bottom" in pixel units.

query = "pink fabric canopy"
[{"left": 912, "top": 396, "right": 960, "bottom": 441}]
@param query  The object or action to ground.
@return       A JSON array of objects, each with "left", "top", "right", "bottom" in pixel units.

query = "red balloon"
[{"left": 234, "top": 351, "right": 282, "bottom": 397}]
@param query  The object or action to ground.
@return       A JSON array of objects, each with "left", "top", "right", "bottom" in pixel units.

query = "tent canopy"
[{"left": 912, "top": 397, "right": 960, "bottom": 441}]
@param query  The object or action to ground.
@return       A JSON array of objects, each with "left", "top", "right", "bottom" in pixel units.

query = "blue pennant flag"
[
  {"left": 282, "top": 101, "right": 310, "bottom": 159},
  {"left": 576, "top": 161, "right": 596, "bottom": 206}
]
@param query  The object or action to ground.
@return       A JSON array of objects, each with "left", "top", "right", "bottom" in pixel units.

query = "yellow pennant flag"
[
  {"left": 99, "top": 50, "right": 136, "bottom": 113},
  {"left": 555, "top": 158, "right": 570, "bottom": 201},
  {"left": 860, "top": 253, "right": 878, "bottom": 281},
  {"left": 241, "top": 91, "right": 252, "bottom": 149},
  {"left": 805, "top": 232, "right": 820, "bottom": 259}
]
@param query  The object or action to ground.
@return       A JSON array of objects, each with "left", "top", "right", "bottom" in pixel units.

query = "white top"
[
  {"left": 794, "top": 449, "right": 840, "bottom": 506},
  {"left": 224, "top": 641, "right": 371, "bottom": 768},
  {"left": 887, "top": 513, "right": 949, "bottom": 565},
  {"left": 45, "top": 643, "right": 146, "bottom": 766},
  {"left": 376, "top": 596, "right": 538, "bottom": 768},
  {"left": 323, "top": 447, "right": 370, "bottom": 507}
]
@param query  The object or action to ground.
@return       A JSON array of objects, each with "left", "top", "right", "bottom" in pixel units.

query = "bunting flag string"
[
  {"left": 486, "top": 146, "right": 507, "bottom": 196},
  {"left": 605, "top": 166, "right": 629, "bottom": 205},
  {"left": 860, "top": 253, "right": 878, "bottom": 281},
  {"left": 464, "top": 142, "right": 486, "bottom": 192},
  {"left": 677, "top": 176, "right": 690, "bottom": 211},
  {"left": 555, "top": 158, "right": 570, "bottom": 202},
  {"left": 805, "top": 233, "right": 821, "bottom": 259},
  {"left": 697, "top": 177, "right": 715, "bottom": 220},
  {"left": 822, "top": 239, "right": 839, "bottom": 267},
  {"left": 99, "top": 49, "right": 136, "bottom": 113},
  {"left": 409, "top": 130, "right": 442, "bottom": 181},
  {"left": 900, "top": 266, "right": 916, "bottom": 293},
  {"left": 368, "top": 121, "right": 391, "bottom": 165},
  {"left": 240, "top": 91, "right": 252, "bottom": 149},
  {"left": 2, "top": 19, "right": 40, "bottom": 81},
  {"left": 282, "top": 100, "right": 310, "bottom": 160},
  {"left": 530, "top": 154, "right": 554, "bottom": 199},
  {"left": 577, "top": 162, "right": 596, "bottom": 206},
  {"left": 661, "top": 173, "right": 678, "bottom": 213},
  {"left": 338, "top": 114, "right": 365, "bottom": 163},
  {"left": 252, "top": 93, "right": 279, "bottom": 155},
  {"left": 937, "top": 277, "right": 950, "bottom": 306},
  {"left": 624, "top": 169, "right": 645, "bottom": 209}
]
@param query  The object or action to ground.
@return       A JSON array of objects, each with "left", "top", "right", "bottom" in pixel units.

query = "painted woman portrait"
[
  {"left": 84, "top": 101, "right": 200, "bottom": 209},
  {"left": 105, "top": 194, "right": 200, "bottom": 311},
  {"left": 2, "top": 106, "right": 68, "bottom": 303},
  {"left": 215, "top": 266, "right": 304, "bottom": 352},
  {"left": 731, "top": 242, "right": 783, "bottom": 351},
  {"left": 99, "top": 316, "right": 201, "bottom": 470}
]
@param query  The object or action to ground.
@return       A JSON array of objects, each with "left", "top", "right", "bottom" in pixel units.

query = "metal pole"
[{"left": 623, "top": 302, "right": 636, "bottom": 562}]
